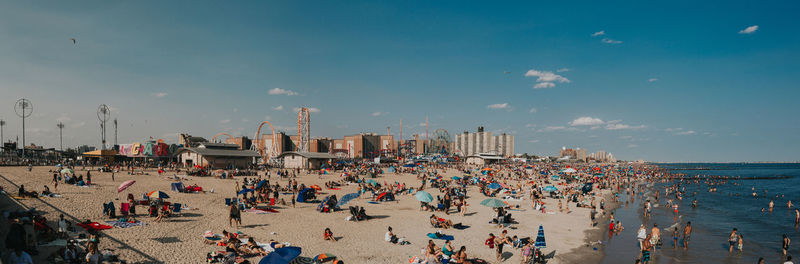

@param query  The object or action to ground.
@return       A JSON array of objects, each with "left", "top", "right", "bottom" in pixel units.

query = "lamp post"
[
  {"left": 14, "top": 99, "right": 33, "bottom": 158},
  {"left": 0, "top": 119, "right": 5, "bottom": 152},
  {"left": 57, "top": 122, "right": 65, "bottom": 151},
  {"left": 97, "top": 104, "right": 110, "bottom": 150}
]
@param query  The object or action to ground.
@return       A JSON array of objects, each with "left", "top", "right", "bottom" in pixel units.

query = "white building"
[{"left": 454, "top": 126, "right": 515, "bottom": 157}]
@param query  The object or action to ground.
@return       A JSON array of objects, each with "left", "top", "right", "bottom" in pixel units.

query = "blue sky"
[{"left": 1, "top": 1, "right": 799, "bottom": 162}]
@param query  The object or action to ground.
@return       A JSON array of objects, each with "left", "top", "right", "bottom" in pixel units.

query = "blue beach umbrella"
[
  {"left": 543, "top": 186, "right": 558, "bottom": 192},
  {"left": 479, "top": 198, "right": 506, "bottom": 208},
  {"left": 337, "top": 192, "right": 360, "bottom": 207},
  {"left": 415, "top": 191, "right": 433, "bottom": 203},
  {"left": 451, "top": 176, "right": 461, "bottom": 180},
  {"left": 256, "top": 180, "right": 267, "bottom": 189},
  {"left": 259, "top": 247, "right": 302, "bottom": 264},
  {"left": 238, "top": 188, "right": 254, "bottom": 195},
  {"left": 488, "top": 183, "right": 502, "bottom": 189},
  {"left": 535, "top": 225, "right": 546, "bottom": 248},
  {"left": 403, "top": 164, "right": 416, "bottom": 168}
]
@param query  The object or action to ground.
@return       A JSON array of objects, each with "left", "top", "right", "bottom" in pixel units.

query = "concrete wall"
[{"left": 465, "top": 156, "right": 485, "bottom": 165}]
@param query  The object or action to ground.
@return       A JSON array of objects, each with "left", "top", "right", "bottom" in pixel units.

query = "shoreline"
[{"left": 554, "top": 189, "right": 621, "bottom": 263}]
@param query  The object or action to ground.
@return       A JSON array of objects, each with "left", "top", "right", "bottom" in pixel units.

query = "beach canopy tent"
[
  {"left": 297, "top": 188, "right": 316, "bottom": 203},
  {"left": 170, "top": 182, "right": 185, "bottom": 192},
  {"left": 259, "top": 246, "right": 302, "bottom": 264}
]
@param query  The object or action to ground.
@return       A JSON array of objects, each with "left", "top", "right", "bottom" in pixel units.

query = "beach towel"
[
  {"left": 104, "top": 220, "right": 145, "bottom": 228},
  {"left": 77, "top": 222, "right": 113, "bottom": 231},
  {"left": 367, "top": 201, "right": 380, "bottom": 204},
  {"left": 328, "top": 188, "right": 341, "bottom": 190},
  {"left": 243, "top": 209, "right": 270, "bottom": 214},
  {"left": 427, "top": 233, "right": 454, "bottom": 241}
]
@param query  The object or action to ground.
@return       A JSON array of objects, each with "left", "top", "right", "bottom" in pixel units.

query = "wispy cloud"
[
  {"left": 675, "top": 130, "right": 696, "bottom": 135},
  {"left": 525, "top": 124, "right": 536, "bottom": 128},
  {"left": 602, "top": 38, "right": 623, "bottom": 44},
  {"left": 627, "top": 144, "right": 639, "bottom": 148},
  {"left": 371, "top": 112, "right": 386, "bottom": 117},
  {"left": 528, "top": 139, "right": 540, "bottom": 143},
  {"left": 665, "top": 128, "right": 683, "bottom": 132},
  {"left": 570, "top": 117, "right": 604, "bottom": 126},
  {"left": 487, "top": 103, "right": 511, "bottom": 110},
  {"left": 739, "top": 25, "right": 758, "bottom": 34},
  {"left": 268, "top": 88, "right": 299, "bottom": 96},
  {"left": 220, "top": 119, "right": 231, "bottom": 124},
  {"left": 151, "top": 92, "right": 168, "bottom": 98},
  {"left": 591, "top": 30, "right": 605, "bottom": 37},
  {"left": 529, "top": 108, "right": 537, "bottom": 113},
  {"left": 533, "top": 82, "right": 555, "bottom": 89},
  {"left": 272, "top": 105, "right": 284, "bottom": 111},
  {"left": 605, "top": 123, "right": 646, "bottom": 130},
  {"left": 293, "top": 107, "right": 320, "bottom": 113},
  {"left": 648, "top": 78, "right": 658, "bottom": 82},
  {"left": 557, "top": 68, "right": 570, "bottom": 72},
  {"left": 525, "top": 70, "right": 570, "bottom": 83}
]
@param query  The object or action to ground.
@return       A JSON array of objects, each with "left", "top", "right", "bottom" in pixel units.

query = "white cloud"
[
  {"left": 533, "top": 82, "right": 556, "bottom": 89},
  {"left": 220, "top": 119, "right": 231, "bottom": 124},
  {"left": 529, "top": 108, "right": 537, "bottom": 113},
  {"left": 272, "top": 105, "right": 284, "bottom": 111},
  {"left": 151, "top": 92, "right": 168, "bottom": 98},
  {"left": 665, "top": 128, "right": 683, "bottom": 132},
  {"left": 371, "top": 112, "right": 385, "bottom": 117},
  {"left": 602, "top": 38, "right": 623, "bottom": 44},
  {"left": 591, "top": 31, "right": 605, "bottom": 37},
  {"left": 71, "top": 121, "right": 86, "bottom": 128},
  {"left": 648, "top": 78, "right": 658, "bottom": 82},
  {"left": 557, "top": 68, "right": 570, "bottom": 72},
  {"left": 528, "top": 139, "right": 540, "bottom": 143},
  {"left": 675, "top": 130, "right": 696, "bottom": 135},
  {"left": 739, "top": 25, "right": 758, "bottom": 34},
  {"left": 570, "top": 117, "right": 604, "bottom": 126},
  {"left": 268, "top": 88, "right": 299, "bottom": 96},
  {"left": 605, "top": 123, "right": 646, "bottom": 130},
  {"left": 487, "top": 103, "right": 510, "bottom": 110},
  {"left": 525, "top": 70, "right": 570, "bottom": 83},
  {"left": 525, "top": 124, "right": 536, "bottom": 128},
  {"left": 293, "top": 107, "right": 320, "bottom": 113},
  {"left": 539, "top": 126, "right": 566, "bottom": 132}
]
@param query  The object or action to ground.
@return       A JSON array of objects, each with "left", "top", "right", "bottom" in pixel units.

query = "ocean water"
[{"left": 601, "top": 163, "right": 800, "bottom": 263}]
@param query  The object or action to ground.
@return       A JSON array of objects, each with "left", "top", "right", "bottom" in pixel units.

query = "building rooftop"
[
  {"left": 277, "top": 151, "right": 338, "bottom": 159},
  {"left": 174, "top": 147, "right": 260, "bottom": 157}
]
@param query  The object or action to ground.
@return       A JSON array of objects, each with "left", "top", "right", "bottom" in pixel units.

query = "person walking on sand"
[
  {"left": 637, "top": 224, "right": 647, "bottom": 249},
  {"left": 494, "top": 230, "right": 512, "bottom": 262},
  {"left": 683, "top": 221, "right": 692, "bottom": 249},
  {"left": 229, "top": 203, "right": 241, "bottom": 230}
]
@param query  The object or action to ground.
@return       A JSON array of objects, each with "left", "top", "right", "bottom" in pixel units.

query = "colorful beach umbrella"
[
  {"left": 488, "top": 182, "right": 502, "bottom": 189},
  {"left": 259, "top": 246, "right": 302, "bottom": 264},
  {"left": 117, "top": 180, "right": 135, "bottom": 193},
  {"left": 415, "top": 191, "right": 433, "bottom": 203},
  {"left": 481, "top": 167, "right": 493, "bottom": 171},
  {"left": 146, "top": 191, "right": 169, "bottom": 199},
  {"left": 535, "top": 225, "right": 546, "bottom": 248},
  {"left": 480, "top": 198, "right": 505, "bottom": 208}
]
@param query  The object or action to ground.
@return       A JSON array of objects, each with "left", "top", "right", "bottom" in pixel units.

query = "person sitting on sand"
[
  {"left": 323, "top": 228, "right": 336, "bottom": 242},
  {"left": 426, "top": 240, "right": 443, "bottom": 260},
  {"left": 268, "top": 239, "right": 285, "bottom": 249},
  {"left": 242, "top": 237, "right": 267, "bottom": 256},
  {"left": 430, "top": 214, "right": 453, "bottom": 229}
]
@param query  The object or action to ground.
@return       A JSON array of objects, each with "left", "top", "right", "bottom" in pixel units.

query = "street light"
[
  {"left": 57, "top": 122, "right": 65, "bottom": 151},
  {"left": 0, "top": 119, "right": 5, "bottom": 152},
  {"left": 14, "top": 99, "right": 33, "bottom": 158}
]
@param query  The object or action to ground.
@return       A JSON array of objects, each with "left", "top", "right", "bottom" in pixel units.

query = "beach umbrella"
[
  {"left": 259, "top": 246, "right": 302, "bottom": 264},
  {"left": 543, "top": 186, "right": 558, "bottom": 192},
  {"left": 480, "top": 198, "right": 506, "bottom": 208},
  {"left": 337, "top": 192, "right": 360, "bottom": 207},
  {"left": 256, "top": 180, "right": 267, "bottom": 189},
  {"left": 288, "top": 257, "right": 314, "bottom": 264},
  {"left": 313, "top": 253, "right": 337, "bottom": 263},
  {"left": 481, "top": 167, "right": 493, "bottom": 172},
  {"left": 60, "top": 168, "right": 74, "bottom": 175},
  {"left": 488, "top": 183, "right": 502, "bottom": 189},
  {"left": 366, "top": 179, "right": 378, "bottom": 186},
  {"left": 561, "top": 168, "right": 577, "bottom": 173},
  {"left": 310, "top": 185, "right": 322, "bottom": 191},
  {"left": 146, "top": 191, "right": 170, "bottom": 199},
  {"left": 238, "top": 188, "right": 254, "bottom": 195},
  {"left": 117, "top": 180, "right": 135, "bottom": 193},
  {"left": 535, "top": 225, "right": 546, "bottom": 248},
  {"left": 451, "top": 176, "right": 461, "bottom": 180},
  {"left": 402, "top": 164, "right": 416, "bottom": 168},
  {"left": 415, "top": 191, "right": 433, "bottom": 203}
]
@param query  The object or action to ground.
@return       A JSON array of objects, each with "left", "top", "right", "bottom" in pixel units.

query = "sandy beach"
[{"left": 0, "top": 165, "right": 615, "bottom": 263}]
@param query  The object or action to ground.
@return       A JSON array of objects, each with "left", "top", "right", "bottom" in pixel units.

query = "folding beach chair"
[{"left": 172, "top": 203, "right": 182, "bottom": 216}]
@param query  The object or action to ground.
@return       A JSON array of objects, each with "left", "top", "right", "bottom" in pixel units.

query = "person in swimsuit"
[
  {"left": 729, "top": 228, "right": 738, "bottom": 253},
  {"left": 683, "top": 221, "right": 692, "bottom": 249},
  {"left": 495, "top": 230, "right": 512, "bottom": 262},
  {"left": 673, "top": 228, "right": 679, "bottom": 249},
  {"left": 442, "top": 240, "right": 454, "bottom": 260},
  {"left": 324, "top": 228, "right": 336, "bottom": 242},
  {"left": 784, "top": 234, "right": 791, "bottom": 255},
  {"left": 641, "top": 234, "right": 653, "bottom": 264},
  {"left": 229, "top": 204, "right": 241, "bottom": 229}
]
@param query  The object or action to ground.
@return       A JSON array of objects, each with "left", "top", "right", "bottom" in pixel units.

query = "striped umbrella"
[
  {"left": 117, "top": 180, "right": 135, "bottom": 193},
  {"left": 535, "top": 225, "right": 546, "bottom": 248},
  {"left": 337, "top": 193, "right": 360, "bottom": 207}
]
